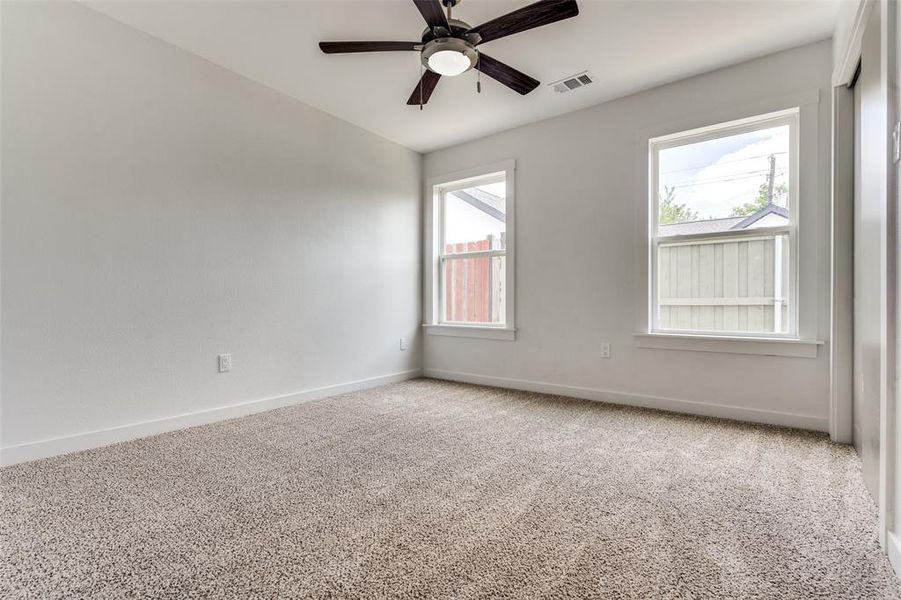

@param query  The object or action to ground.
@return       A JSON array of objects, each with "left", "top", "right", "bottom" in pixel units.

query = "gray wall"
[
  {"left": 423, "top": 40, "right": 833, "bottom": 429},
  {"left": 1, "top": 1, "right": 422, "bottom": 458}
]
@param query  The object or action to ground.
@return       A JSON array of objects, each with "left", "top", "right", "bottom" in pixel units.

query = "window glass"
[
  {"left": 444, "top": 182, "right": 506, "bottom": 253},
  {"left": 651, "top": 114, "right": 795, "bottom": 336},
  {"left": 657, "top": 125, "right": 790, "bottom": 235},
  {"left": 657, "top": 234, "right": 790, "bottom": 334},
  {"left": 440, "top": 176, "right": 507, "bottom": 325},
  {"left": 443, "top": 256, "right": 506, "bottom": 324}
]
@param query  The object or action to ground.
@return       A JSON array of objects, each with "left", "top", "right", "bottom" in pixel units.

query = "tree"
[
  {"left": 658, "top": 186, "right": 698, "bottom": 224},
  {"left": 730, "top": 181, "right": 787, "bottom": 217}
]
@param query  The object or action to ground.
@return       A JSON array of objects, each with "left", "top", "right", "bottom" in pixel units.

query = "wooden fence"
[
  {"left": 658, "top": 235, "right": 789, "bottom": 333},
  {"left": 444, "top": 239, "right": 505, "bottom": 324}
]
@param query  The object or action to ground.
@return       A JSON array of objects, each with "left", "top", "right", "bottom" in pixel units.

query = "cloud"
[{"left": 660, "top": 125, "right": 789, "bottom": 220}]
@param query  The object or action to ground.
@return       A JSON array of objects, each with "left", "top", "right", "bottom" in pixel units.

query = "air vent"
[{"left": 550, "top": 71, "right": 594, "bottom": 94}]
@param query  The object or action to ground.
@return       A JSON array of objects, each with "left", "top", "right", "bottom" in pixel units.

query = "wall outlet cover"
[
  {"left": 218, "top": 353, "right": 232, "bottom": 372},
  {"left": 399, "top": 337, "right": 408, "bottom": 351}
]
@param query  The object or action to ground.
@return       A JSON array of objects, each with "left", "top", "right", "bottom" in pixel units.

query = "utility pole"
[{"left": 766, "top": 153, "right": 776, "bottom": 206}]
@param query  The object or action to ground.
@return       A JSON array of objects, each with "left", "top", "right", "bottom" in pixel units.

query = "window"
[
  {"left": 425, "top": 161, "right": 515, "bottom": 338},
  {"left": 649, "top": 109, "right": 799, "bottom": 337}
]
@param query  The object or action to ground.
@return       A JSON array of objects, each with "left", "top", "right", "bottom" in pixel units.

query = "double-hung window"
[
  {"left": 425, "top": 161, "right": 515, "bottom": 339},
  {"left": 649, "top": 109, "right": 799, "bottom": 337}
]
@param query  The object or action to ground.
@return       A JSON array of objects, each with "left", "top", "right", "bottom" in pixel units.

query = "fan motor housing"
[{"left": 420, "top": 19, "right": 480, "bottom": 45}]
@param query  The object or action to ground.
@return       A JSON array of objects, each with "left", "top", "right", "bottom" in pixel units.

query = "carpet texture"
[{"left": 2, "top": 378, "right": 899, "bottom": 599}]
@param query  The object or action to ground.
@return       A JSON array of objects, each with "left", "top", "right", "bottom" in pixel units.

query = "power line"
[
  {"left": 659, "top": 151, "right": 788, "bottom": 176},
  {"left": 673, "top": 168, "right": 773, "bottom": 185},
  {"left": 661, "top": 170, "right": 786, "bottom": 191},
  {"left": 663, "top": 170, "right": 782, "bottom": 189}
]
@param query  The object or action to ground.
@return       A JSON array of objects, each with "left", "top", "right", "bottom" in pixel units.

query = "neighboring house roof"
[
  {"left": 451, "top": 189, "right": 506, "bottom": 223},
  {"left": 733, "top": 204, "right": 788, "bottom": 229},
  {"left": 659, "top": 216, "right": 745, "bottom": 236},
  {"left": 659, "top": 204, "right": 788, "bottom": 237}
]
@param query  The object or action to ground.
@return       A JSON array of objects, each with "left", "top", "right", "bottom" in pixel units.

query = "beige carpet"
[{"left": 2, "top": 378, "right": 899, "bottom": 599}]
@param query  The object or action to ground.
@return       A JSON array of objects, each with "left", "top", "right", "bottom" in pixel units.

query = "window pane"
[
  {"left": 444, "top": 181, "right": 506, "bottom": 254},
  {"left": 657, "top": 234, "right": 790, "bottom": 334},
  {"left": 443, "top": 256, "right": 506, "bottom": 324},
  {"left": 657, "top": 124, "right": 790, "bottom": 236}
]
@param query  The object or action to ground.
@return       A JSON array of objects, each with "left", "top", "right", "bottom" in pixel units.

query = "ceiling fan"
[{"left": 319, "top": 0, "right": 579, "bottom": 107}]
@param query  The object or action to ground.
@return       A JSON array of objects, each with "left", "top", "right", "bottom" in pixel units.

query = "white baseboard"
[
  {"left": 888, "top": 531, "right": 901, "bottom": 577},
  {"left": 423, "top": 368, "right": 829, "bottom": 432},
  {"left": 1, "top": 369, "right": 421, "bottom": 467}
]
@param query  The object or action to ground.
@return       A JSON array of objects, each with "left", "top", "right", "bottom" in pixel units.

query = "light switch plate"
[{"left": 893, "top": 121, "right": 900, "bottom": 164}]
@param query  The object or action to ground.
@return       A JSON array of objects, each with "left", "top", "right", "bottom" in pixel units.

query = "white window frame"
[
  {"left": 648, "top": 108, "right": 800, "bottom": 340},
  {"left": 423, "top": 160, "right": 516, "bottom": 341}
]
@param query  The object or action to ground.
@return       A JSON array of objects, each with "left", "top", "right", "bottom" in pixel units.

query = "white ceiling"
[{"left": 85, "top": 0, "right": 840, "bottom": 153}]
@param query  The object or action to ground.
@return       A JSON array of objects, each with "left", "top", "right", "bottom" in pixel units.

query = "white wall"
[
  {"left": 423, "top": 40, "right": 834, "bottom": 430},
  {"left": 0, "top": 1, "right": 422, "bottom": 463}
]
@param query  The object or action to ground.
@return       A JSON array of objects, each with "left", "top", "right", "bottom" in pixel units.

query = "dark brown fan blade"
[
  {"left": 406, "top": 70, "right": 442, "bottom": 105},
  {"left": 412, "top": 0, "right": 450, "bottom": 30},
  {"left": 468, "top": 0, "right": 578, "bottom": 45},
  {"left": 319, "top": 41, "right": 419, "bottom": 54},
  {"left": 475, "top": 53, "right": 539, "bottom": 95}
]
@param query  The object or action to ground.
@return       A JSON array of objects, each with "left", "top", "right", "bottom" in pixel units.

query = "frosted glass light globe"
[{"left": 427, "top": 50, "right": 472, "bottom": 76}]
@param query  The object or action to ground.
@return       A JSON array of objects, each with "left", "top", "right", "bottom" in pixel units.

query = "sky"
[
  {"left": 445, "top": 183, "right": 506, "bottom": 247},
  {"left": 479, "top": 182, "right": 505, "bottom": 197},
  {"left": 658, "top": 124, "right": 790, "bottom": 222}
]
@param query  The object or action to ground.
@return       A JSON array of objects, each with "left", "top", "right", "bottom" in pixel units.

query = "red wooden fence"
[{"left": 444, "top": 240, "right": 493, "bottom": 323}]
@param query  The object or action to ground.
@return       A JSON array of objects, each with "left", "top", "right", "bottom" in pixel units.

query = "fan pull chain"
[
  {"left": 419, "top": 60, "right": 424, "bottom": 111},
  {"left": 476, "top": 50, "right": 481, "bottom": 94}
]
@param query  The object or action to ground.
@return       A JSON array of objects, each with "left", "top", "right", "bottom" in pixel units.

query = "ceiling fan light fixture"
[
  {"left": 421, "top": 37, "right": 477, "bottom": 76},
  {"left": 428, "top": 49, "right": 472, "bottom": 76}
]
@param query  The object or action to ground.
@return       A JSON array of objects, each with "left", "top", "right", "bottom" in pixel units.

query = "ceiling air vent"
[{"left": 550, "top": 71, "right": 594, "bottom": 94}]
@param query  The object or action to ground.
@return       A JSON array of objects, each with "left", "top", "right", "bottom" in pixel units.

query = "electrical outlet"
[
  {"left": 218, "top": 353, "right": 231, "bottom": 373},
  {"left": 399, "top": 337, "right": 408, "bottom": 351},
  {"left": 600, "top": 342, "right": 611, "bottom": 359}
]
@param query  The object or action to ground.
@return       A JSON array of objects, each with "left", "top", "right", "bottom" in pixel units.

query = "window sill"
[
  {"left": 633, "top": 332, "right": 823, "bottom": 358},
  {"left": 423, "top": 324, "right": 516, "bottom": 341}
]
